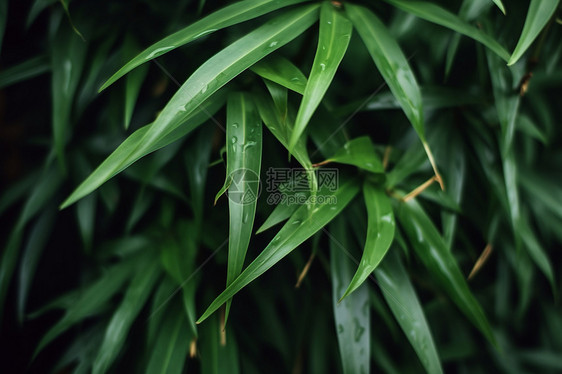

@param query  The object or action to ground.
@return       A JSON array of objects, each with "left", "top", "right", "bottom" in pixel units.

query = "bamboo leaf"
[
  {"left": 51, "top": 22, "right": 87, "bottom": 170},
  {"left": 220, "top": 92, "right": 263, "bottom": 321},
  {"left": 491, "top": 0, "right": 506, "bottom": 15},
  {"left": 508, "top": 0, "right": 560, "bottom": 66},
  {"left": 60, "top": 92, "right": 225, "bottom": 209},
  {"left": 34, "top": 256, "right": 140, "bottom": 356},
  {"left": 92, "top": 256, "right": 161, "bottom": 374},
  {"left": 397, "top": 198, "right": 496, "bottom": 345},
  {"left": 289, "top": 1, "right": 352, "bottom": 152},
  {"left": 383, "top": 0, "right": 510, "bottom": 61},
  {"left": 375, "top": 250, "right": 443, "bottom": 374},
  {"left": 123, "top": 35, "right": 149, "bottom": 130},
  {"left": 197, "top": 177, "right": 360, "bottom": 323},
  {"left": 341, "top": 182, "right": 395, "bottom": 300},
  {"left": 251, "top": 55, "right": 308, "bottom": 94},
  {"left": 145, "top": 302, "right": 191, "bottom": 374},
  {"left": 0, "top": 55, "right": 50, "bottom": 89},
  {"left": 321, "top": 136, "right": 384, "bottom": 174},
  {"left": 347, "top": 5, "right": 424, "bottom": 140},
  {"left": 329, "top": 217, "right": 370, "bottom": 374},
  {"left": 99, "top": 0, "right": 311, "bottom": 91}
]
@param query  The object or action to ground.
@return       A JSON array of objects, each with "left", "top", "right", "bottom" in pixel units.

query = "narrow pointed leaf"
[
  {"left": 99, "top": 0, "right": 311, "bottom": 91},
  {"left": 51, "top": 23, "right": 87, "bottom": 170},
  {"left": 383, "top": 0, "right": 510, "bottom": 61},
  {"left": 197, "top": 178, "right": 360, "bottom": 323},
  {"left": 397, "top": 198, "right": 496, "bottom": 345},
  {"left": 92, "top": 258, "right": 161, "bottom": 374},
  {"left": 492, "top": 0, "right": 506, "bottom": 15},
  {"left": 341, "top": 183, "right": 395, "bottom": 299},
  {"left": 347, "top": 5, "right": 424, "bottom": 139},
  {"left": 508, "top": 0, "right": 560, "bottom": 66},
  {"left": 256, "top": 192, "right": 308, "bottom": 233},
  {"left": 199, "top": 313, "right": 241, "bottom": 374},
  {"left": 375, "top": 250, "right": 443, "bottom": 374},
  {"left": 145, "top": 303, "right": 191, "bottom": 374},
  {"left": 85, "top": 5, "right": 319, "bottom": 208},
  {"left": 0, "top": 55, "right": 50, "bottom": 89},
  {"left": 123, "top": 36, "right": 149, "bottom": 130},
  {"left": 222, "top": 92, "right": 263, "bottom": 320},
  {"left": 330, "top": 217, "right": 370, "bottom": 374},
  {"left": 323, "top": 136, "right": 384, "bottom": 174},
  {"left": 251, "top": 55, "right": 308, "bottom": 94},
  {"left": 289, "top": 2, "right": 352, "bottom": 152},
  {"left": 60, "top": 92, "right": 225, "bottom": 209},
  {"left": 34, "top": 257, "right": 139, "bottom": 356}
]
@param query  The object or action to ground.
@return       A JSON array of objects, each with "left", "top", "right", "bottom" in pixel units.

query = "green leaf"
[
  {"left": 289, "top": 1, "right": 352, "bottom": 152},
  {"left": 383, "top": 0, "right": 510, "bottom": 61},
  {"left": 254, "top": 87, "right": 313, "bottom": 170},
  {"left": 199, "top": 312, "right": 241, "bottom": 374},
  {"left": 321, "top": 136, "right": 384, "bottom": 174},
  {"left": 256, "top": 191, "right": 308, "bottom": 233},
  {"left": 329, "top": 217, "right": 370, "bottom": 374},
  {"left": 347, "top": 4, "right": 424, "bottom": 139},
  {"left": 145, "top": 302, "right": 191, "bottom": 374},
  {"left": 508, "top": 0, "right": 560, "bottom": 66},
  {"left": 17, "top": 207, "right": 56, "bottom": 323},
  {"left": 518, "top": 216, "right": 555, "bottom": 292},
  {"left": 197, "top": 177, "right": 360, "bottom": 323},
  {"left": 68, "top": 5, "right": 318, "bottom": 209},
  {"left": 219, "top": 92, "right": 263, "bottom": 321},
  {"left": 376, "top": 250, "right": 443, "bottom": 374},
  {"left": 92, "top": 256, "right": 161, "bottom": 374},
  {"left": 491, "top": 0, "right": 506, "bottom": 15},
  {"left": 123, "top": 35, "right": 149, "bottom": 130},
  {"left": 51, "top": 22, "right": 87, "bottom": 170},
  {"left": 397, "top": 198, "right": 496, "bottom": 345},
  {"left": 341, "top": 182, "right": 395, "bottom": 300},
  {"left": 99, "top": 0, "right": 311, "bottom": 91},
  {"left": 0, "top": 55, "right": 50, "bottom": 89},
  {"left": 60, "top": 91, "right": 225, "bottom": 209},
  {"left": 251, "top": 55, "right": 308, "bottom": 94},
  {"left": 34, "top": 256, "right": 139, "bottom": 356}
]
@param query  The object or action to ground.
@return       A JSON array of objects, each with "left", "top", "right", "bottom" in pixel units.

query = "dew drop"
[
  {"left": 269, "top": 41, "right": 279, "bottom": 48},
  {"left": 201, "top": 84, "right": 208, "bottom": 94},
  {"left": 353, "top": 318, "right": 365, "bottom": 342},
  {"left": 231, "top": 136, "right": 238, "bottom": 144},
  {"left": 337, "top": 324, "right": 344, "bottom": 334},
  {"left": 242, "top": 212, "right": 250, "bottom": 224},
  {"left": 193, "top": 29, "right": 217, "bottom": 39},
  {"left": 320, "top": 63, "right": 326, "bottom": 71},
  {"left": 243, "top": 141, "right": 257, "bottom": 152},
  {"left": 292, "top": 220, "right": 301, "bottom": 225},
  {"left": 146, "top": 46, "right": 175, "bottom": 59},
  {"left": 232, "top": 122, "right": 239, "bottom": 129},
  {"left": 290, "top": 77, "right": 300, "bottom": 82}
]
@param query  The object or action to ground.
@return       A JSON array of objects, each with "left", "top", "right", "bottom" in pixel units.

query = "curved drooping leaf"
[
  {"left": 197, "top": 177, "right": 360, "bottom": 323},
  {"left": 397, "top": 198, "right": 496, "bottom": 345},
  {"left": 348, "top": 4, "right": 442, "bottom": 186},
  {"left": 341, "top": 182, "right": 395, "bottom": 300},
  {"left": 92, "top": 257, "right": 161, "bottom": 374},
  {"left": 219, "top": 92, "right": 263, "bottom": 320},
  {"left": 289, "top": 1, "right": 352, "bottom": 152},
  {"left": 375, "top": 250, "right": 443, "bottom": 374},
  {"left": 347, "top": 5, "right": 423, "bottom": 139},
  {"left": 508, "top": 0, "right": 560, "bottom": 66},
  {"left": 329, "top": 218, "right": 370, "bottom": 374},
  {"left": 60, "top": 92, "right": 226, "bottom": 209},
  {"left": 251, "top": 55, "right": 308, "bottom": 94},
  {"left": 319, "top": 136, "right": 384, "bottom": 174},
  {"left": 100, "top": 0, "right": 311, "bottom": 91},
  {"left": 383, "top": 0, "right": 510, "bottom": 61},
  {"left": 64, "top": 5, "right": 319, "bottom": 208}
]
